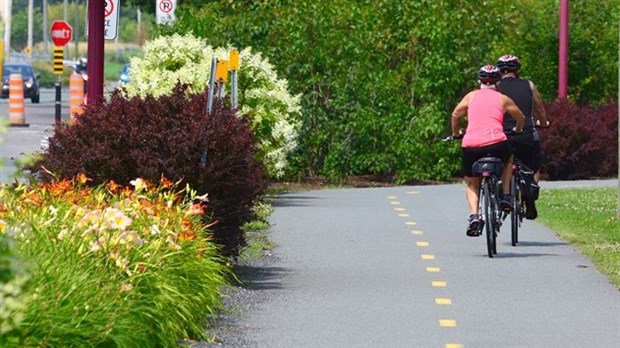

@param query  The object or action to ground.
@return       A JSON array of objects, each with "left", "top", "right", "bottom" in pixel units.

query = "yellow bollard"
[
  {"left": 8, "top": 73, "right": 29, "bottom": 127},
  {"left": 69, "top": 72, "right": 85, "bottom": 123}
]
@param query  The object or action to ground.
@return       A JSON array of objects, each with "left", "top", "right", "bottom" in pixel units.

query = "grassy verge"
[{"left": 536, "top": 187, "right": 620, "bottom": 289}]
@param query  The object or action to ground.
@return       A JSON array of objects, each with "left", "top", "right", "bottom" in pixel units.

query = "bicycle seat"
[{"left": 472, "top": 157, "right": 503, "bottom": 177}]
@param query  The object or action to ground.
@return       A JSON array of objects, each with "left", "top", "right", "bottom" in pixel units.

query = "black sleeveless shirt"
[{"left": 496, "top": 77, "right": 536, "bottom": 135}]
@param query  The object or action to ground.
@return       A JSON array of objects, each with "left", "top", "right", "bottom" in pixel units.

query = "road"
[
  {"left": 207, "top": 183, "right": 619, "bottom": 348},
  {"left": 0, "top": 85, "right": 117, "bottom": 183},
  {"left": 0, "top": 88, "right": 71, "bottom": 183}
]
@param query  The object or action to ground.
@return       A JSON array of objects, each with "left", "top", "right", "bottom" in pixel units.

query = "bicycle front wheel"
[{"left": 482, "top": 181, "right": 495, "bottom": 258}]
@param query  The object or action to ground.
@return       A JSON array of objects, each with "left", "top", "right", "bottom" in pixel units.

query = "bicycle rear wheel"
[
  {"left": 511, "top": 176, "right": 519, "bottom": 246},
  {"left": 482, "top": 182, "right": 495, "bottom": 258},
  {"left": 490, "top": 182, "right": 498, "bottom": 255}
]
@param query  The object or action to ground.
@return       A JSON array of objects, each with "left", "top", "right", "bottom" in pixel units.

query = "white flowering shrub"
[{"left": 124, "top": 33, "right": 301, "bottom": 178}]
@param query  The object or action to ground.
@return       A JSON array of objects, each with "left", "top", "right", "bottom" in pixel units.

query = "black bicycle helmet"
[
  {"left": 478, "top": 65, "right": 501, "bottom": 85},
  {"left": 495, "top": 54, "right": 521, "bottom": 73}
]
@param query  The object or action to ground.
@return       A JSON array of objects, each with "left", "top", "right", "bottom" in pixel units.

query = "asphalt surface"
[
  {"left": 2, "top": 91, "right": 619, "bottom": 347},
  {"left": 201, "top": 182, "right": 619, "bottom": 348}
]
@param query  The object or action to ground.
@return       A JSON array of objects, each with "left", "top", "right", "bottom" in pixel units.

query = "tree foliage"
[{"left": 24, "top": 0, "right": 617, "bottom": 181}]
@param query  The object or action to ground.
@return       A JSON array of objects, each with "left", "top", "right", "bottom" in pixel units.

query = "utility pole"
[
  {"left": 27, "top": 0, "right": 33, "bottom": 60},
  {"left": 86, "top": 0, "right": 104, "bottom": 104},
  {"left": 64, "top": 0, "right": 68, "bottom": 56},
  {"left": 137, "top": 6, "right": 142, "bottom": 45},
  {"left": 558, "top": 0, "right": 569, "bottom": 100},
  {"left": 4, "top": 0, "right": 11, "bottom": 61},
  {"left": 42, "top": 0, "right": 49, "bottom": 53},
  {"left": 74, "top": 0, "right": 79, "bottom": 59}
]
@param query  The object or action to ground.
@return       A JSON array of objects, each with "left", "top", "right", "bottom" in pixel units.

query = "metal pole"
[
  {"left": 231, "top": 70, "right": 238, "bottom": 109},
  {"left": 4, "top": 0, "right": 12, "bottom": 61},
  {"left": 86, "top": 0, "right": 104, "bottom": 104},
  {"left": 558, "top": 0, "right": 569, "bottom": 100},
  {"left": 55, "top": 76, "right": 61, "bottom": 125},
  {"left": 207, "top": 57, "right": 217, "bottom": 114},
  {"left": 27, "top": 0, "right": 33, "bottom": 60},
  {"left": 74, "top": 0, "right": 80, "bottom": 60},
  {"left": 617, "top": 18, "right": 619, "bottom": 220},
  {"left": 63, "top": 0, "right": 68, "bottom": 56},
  {"left": 42, "top": 0, "right": 49, "bottom": 53},
  {"left": 201, "top": 57, "right": 219, "bottom": 168},
  {"left": 217, "top": 83, "right": 225, "bottom": 99}
]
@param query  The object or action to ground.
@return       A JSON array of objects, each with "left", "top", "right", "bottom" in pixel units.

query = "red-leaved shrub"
[
  {"left": 29, "top": 85, "right": 267, "bottom": 255},
  {"left": 540, "top": 100, "right": 618, "bottom": 180}
]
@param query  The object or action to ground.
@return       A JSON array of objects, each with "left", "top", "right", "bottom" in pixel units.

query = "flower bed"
[{"left": 0, "top": 175, "right": 230, "bottom": 346}]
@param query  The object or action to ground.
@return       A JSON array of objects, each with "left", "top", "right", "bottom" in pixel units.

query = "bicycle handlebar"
[{"left": 442, "top": 132, "right": 464, "bottom": 142}]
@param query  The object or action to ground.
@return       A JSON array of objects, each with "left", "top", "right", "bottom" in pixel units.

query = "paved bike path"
[{"left": 230, "top": 183, "right": 619, "bottom": 347}]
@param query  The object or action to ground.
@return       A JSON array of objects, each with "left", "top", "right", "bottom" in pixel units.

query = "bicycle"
[
  {"left": 502, "top": 124, "right": 548, "bottom": 246},
  {"left": 443, "top": 135, "right": 505, "bottom": 258},
  {"left": 471, "top": 156, "right": 504, "bottom": 257}
]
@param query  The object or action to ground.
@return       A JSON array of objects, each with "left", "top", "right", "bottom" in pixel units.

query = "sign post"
[
  {"left": 229, "top": 49, "right": 239, "bottom": 109},
  {"left": 50, "top": 20, "right": 72, "bottom": 125}
]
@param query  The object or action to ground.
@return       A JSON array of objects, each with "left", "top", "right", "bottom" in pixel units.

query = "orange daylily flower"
[
  {"left": 160, "top": 176, "right": 174, "bottom": 189},
  {"left": 188, "top": 203, "right": 205, "bottom": 216},
  {"left": 74, "top": 173, "right": 91, "bottom": 185},
  {"left": 178, "top": 219, "right": 198, "bottom": 242},
  {"left": 107, "top": 180, "right": 121, "bottom": 193},
  {"left": 122, "top": 187, "right": 133, "bottom": 197},
  {"left": 49, "top": 179, "right": 73, "bottom": 196}
]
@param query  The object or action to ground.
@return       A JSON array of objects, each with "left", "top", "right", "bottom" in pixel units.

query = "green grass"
[
  {"left": 104, "top": 61, "right": 124, "bottom": 82},
  {"left": 537, "top": 187, "right": 620, "bottom": 289},
  {"left": 239, "top": 201, "right": 276, "bottom": 260}
]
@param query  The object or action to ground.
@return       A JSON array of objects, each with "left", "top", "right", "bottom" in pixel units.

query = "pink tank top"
[{"left": 462, "top": 89, "right": 507, "bottom": 148}]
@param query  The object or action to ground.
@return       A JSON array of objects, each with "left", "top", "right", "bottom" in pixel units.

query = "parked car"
[
  {"left": 118, "top": 63, "right": 131, "bottom": 86},
  {"left": 1, "top": 63, "right": 41, "bottom": 103}
]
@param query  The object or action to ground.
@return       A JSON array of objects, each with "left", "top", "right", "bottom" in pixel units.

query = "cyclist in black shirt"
[{"left": 495, "top": 55, "right": 550, "bottom": 219}]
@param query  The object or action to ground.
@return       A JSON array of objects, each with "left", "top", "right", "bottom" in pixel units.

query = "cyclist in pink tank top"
[{"left": 450, "top": 65, "right": 526, "bottom": 236}]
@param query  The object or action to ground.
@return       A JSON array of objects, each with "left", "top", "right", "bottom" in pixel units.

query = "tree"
[{"left": 11, "top": 7, "right": 43, "bottom": 49}]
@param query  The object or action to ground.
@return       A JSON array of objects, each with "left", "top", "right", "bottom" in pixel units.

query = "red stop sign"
[{"left": 50, "top": 20, "right": 73, "bottom": 47}]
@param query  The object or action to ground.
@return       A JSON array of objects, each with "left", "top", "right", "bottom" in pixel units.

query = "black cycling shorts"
[
  {"left": 462, "top": 140, "right": 513, "bottom": 177},
  {"left": 508, "top": 139, "right": 542, "bottom": 173}
]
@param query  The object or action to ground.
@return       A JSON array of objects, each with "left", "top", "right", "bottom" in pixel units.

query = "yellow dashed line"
[
  {"left": 386, "top": 195, "right": 459, "bottom": 343},
  {"left": 439, "top": 319, "right": 457, "bottom": 327},
  {"left": 435, "top": 298, "right": 452, "bottom": 305}
]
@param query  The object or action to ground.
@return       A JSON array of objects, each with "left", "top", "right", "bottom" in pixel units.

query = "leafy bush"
[
  {"left": 0, "top": 177, "right": 230, "bottom": 346},
  {"left": 540, "top": 100, "right": 618, "bottom": 180},
  {"left": 123, "top": 33, "right": 301, "bottom": 179},
  {"left": 28, "top": 85, "right": 267, "bottom": 255}
]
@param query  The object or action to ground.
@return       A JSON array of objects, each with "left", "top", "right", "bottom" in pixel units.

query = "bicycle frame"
[{"left": 502, "top": 159, "right": 530, "bottom": 246}]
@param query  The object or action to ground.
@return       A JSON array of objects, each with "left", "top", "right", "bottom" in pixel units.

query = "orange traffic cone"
[
  {"left": 69, "top": 72, "right": 85, "bottom": 123},
  {"left": 8, "top": 73, "right": 29, "bottom": 127}
]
